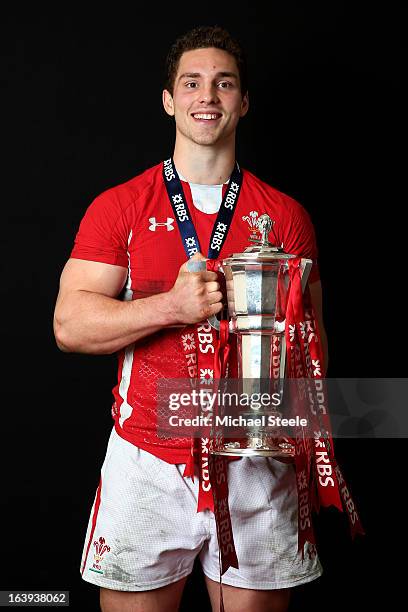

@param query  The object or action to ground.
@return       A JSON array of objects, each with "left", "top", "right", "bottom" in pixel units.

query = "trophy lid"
[{"left": 223, "top": 214, "right": 296, "bottom": 263}]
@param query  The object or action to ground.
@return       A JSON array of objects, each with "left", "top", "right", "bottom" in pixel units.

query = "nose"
[{"left": 199, "top": 81, "right": 220, "bottom": 105}]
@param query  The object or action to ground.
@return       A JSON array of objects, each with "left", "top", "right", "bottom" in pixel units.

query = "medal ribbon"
[{"left": 162, "top": 157, "right": 242, "bottom": 259}]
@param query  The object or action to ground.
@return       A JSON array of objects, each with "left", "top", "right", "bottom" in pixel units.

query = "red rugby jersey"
[{"left": 70, "top": 161, "right": 320, "bottom": 463}]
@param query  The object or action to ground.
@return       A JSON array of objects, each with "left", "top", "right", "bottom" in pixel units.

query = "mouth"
[{"left": 191, "top": 112, "right": 222, "bottom": 123}]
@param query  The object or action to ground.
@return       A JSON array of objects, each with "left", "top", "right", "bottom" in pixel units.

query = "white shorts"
[{"left": 80, "top": 427, "right": 323, "bottom": 591}]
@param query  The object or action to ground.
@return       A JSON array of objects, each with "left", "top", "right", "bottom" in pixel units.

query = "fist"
[{"left": 168, "top": 252, "right": 224, "bottom": 325}]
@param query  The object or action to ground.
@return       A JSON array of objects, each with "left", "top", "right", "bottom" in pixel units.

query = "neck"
[{"left": 172, "top": 136, "right": 236, "bottom": 185}]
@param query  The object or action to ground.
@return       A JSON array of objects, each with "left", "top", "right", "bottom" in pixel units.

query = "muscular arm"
[
  {"left": 53, "top": 255, "right": 222, "bottom": 355},
  {"left": 309, "top": 280, "right": 329, "bottom": 375}
]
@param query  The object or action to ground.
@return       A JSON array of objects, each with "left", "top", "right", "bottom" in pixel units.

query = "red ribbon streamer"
[{"left": 285, "top": 259, "right": 365, "bottom": 554}]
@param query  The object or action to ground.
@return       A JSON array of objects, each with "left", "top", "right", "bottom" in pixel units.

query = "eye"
[
  {"left": 185, "top": 82, "right": 198, "bottom": 88},
  {"left": 218, "top": 81, "right": 233, "bottom": 88}
]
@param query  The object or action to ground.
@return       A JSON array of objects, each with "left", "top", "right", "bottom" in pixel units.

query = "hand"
[{"left": 168, "top": 252, "right": 223, "bottom": 325}]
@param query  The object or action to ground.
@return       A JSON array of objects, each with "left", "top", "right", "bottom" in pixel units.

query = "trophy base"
[{"left": 211, "top": 436, "right": 295, "bottom": 458}]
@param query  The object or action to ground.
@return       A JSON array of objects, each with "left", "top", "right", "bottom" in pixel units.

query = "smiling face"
[{"left": 163, "top": 47, "right": 249, "bottom": 148}]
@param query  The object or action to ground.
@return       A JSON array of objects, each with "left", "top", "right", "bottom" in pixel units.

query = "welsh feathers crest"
[
  {"left": 93, "top": 537, "right": 110, "bottom": 563},
  {"left": 242, "top": 210, "right": 262, "bottom": 240},
  {"left": 242, "top": 210, "right": 259, "bottom": 229}
]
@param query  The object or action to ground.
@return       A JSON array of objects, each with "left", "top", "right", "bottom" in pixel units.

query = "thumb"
[
  {"left": 180, "top": 251, "right": 207, "bottom": 272},
  {"left": 189, "top": 251, "right": 206, "bottom": 261}
]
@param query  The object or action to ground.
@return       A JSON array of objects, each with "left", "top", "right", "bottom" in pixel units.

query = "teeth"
[{"left": 193, "top": 113, "right": 220, "bottom": 120}]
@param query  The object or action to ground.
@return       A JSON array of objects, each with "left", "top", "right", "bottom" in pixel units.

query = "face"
[{"left": 163, "top": 47, "right": 249, "bottom": 147}]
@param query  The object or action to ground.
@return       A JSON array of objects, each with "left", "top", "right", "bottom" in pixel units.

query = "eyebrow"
[{"left": 178, "top": 71, "right": 239, "bottom": 81}]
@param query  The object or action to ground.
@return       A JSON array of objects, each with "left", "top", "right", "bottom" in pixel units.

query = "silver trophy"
[{"left": 189, "top": 214, "right": 312, "bottom": 457}]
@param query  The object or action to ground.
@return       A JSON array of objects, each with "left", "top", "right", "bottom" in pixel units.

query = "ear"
[
  {"left": 163, "top": 89, "right": 175, "bottom": 116},
  {"left": 240, "top": 91, "right": 249, "bottom": 118}
]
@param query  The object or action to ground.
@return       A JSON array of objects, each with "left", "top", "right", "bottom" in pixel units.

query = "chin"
[{"left": 191, "top": 134, "right": 221, "bottom": 146}]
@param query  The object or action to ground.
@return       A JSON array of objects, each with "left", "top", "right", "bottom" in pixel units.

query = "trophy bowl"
[{"left": 209, "top": 214, "right": 312, "bottom": 457}]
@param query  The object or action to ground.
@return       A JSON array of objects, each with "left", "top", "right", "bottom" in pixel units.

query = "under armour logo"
[{"left": 148, "top": 217, "right": 175, "bottom": 231}]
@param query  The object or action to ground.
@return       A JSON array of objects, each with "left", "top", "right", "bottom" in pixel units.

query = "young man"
[{"left": 54, "top": 25, "right": 327, "bottom": 612}]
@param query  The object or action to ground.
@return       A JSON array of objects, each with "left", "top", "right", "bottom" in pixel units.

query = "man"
[{"left": 54, "top": 25, "right": 328, "bottom": 612}]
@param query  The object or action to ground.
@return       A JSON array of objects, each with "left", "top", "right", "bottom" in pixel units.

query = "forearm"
[{"left": 54, "top": 290, "right": 180, "bottom": 355}]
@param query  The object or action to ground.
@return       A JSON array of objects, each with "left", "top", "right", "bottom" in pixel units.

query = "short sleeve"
[
  {"left": 283, "top": 200, "right": 320, "bottom": 284},
  {"left": 70, "top": 190, "right": 129, "bottom": 268}
]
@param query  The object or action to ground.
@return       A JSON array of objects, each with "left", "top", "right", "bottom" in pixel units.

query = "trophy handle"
[
  {"left": 299, "top": 258, "right": 313, "bottom": 292},
  {"left": 186, "top": 259, "right": 221, "bottom": 330}
]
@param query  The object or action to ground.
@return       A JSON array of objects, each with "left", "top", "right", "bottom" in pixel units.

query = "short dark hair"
[{"left": 164, "top": 25, "right": 248, "bottom": 96}]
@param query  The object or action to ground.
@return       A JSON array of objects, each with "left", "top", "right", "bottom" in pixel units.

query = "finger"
[
  {"left": 205, "top": 281, "right": 220, "bottom": 293},
  {"left": 207, "top": 291, "right": 223, "bottom": 305},
  {"left": 186, "top": 261, "right": 206, "bottom": 273},
  {"left": 201, "top": 270, "right": 218, "bottom": 282},
  {"left": 207, "top": 301, "right": 223, "bottom": 316},
  {"left": 181, "top": 252, "right": 206, "bottom": 272},
  {"left": 190, "top": 251, "right": 206, "bottom": 261}
]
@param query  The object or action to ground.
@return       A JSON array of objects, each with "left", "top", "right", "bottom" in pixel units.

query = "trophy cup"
[{"left": 189, "top": 214, "right": 312, "bottom": 457}]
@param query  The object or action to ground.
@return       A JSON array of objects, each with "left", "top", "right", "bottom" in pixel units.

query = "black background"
[{"left": 1, "top": 2, "right": 406, "bottom": 610}]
